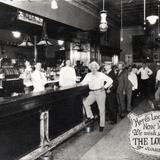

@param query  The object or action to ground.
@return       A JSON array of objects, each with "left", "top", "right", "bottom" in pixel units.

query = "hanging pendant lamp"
[
  {"left": 51, "top": 0, "right": 58, "bottom": 9},
  {"left": 19, "top": 34, "right": 33, "bottom": 47},
  {"left": 144, "top": 0, "right": 146, "bottom": 30},
  {"left": 120, "top": 0, "right": 123, "bottom": 42},
  {"left": 158, "top": 3, "right": 160, "bottom": 37},
  {"left": 99, "top": 0, "right": 108, "bottom": 32},
  {"left": 146, "top": 15, "right": 158, "bottom": 25},
  {"left": 37, "top": 22, "right": 52, "bottom": 46},
  {"left": 146, "top": 0, "right": 158, "bottom": 25}
]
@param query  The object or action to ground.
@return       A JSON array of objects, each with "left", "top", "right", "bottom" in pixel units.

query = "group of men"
[
  {"left": 23, "top": 59, "right": 155, "bottom": 132},
  {"left": 31, "top": 59, "right": 154, "bottom": 133},
  {"left": 58, "top": 60, "right": 140, "bottom": 132},
  {"left": 81, "top": 61, "right": 139, "bottom": 132}
]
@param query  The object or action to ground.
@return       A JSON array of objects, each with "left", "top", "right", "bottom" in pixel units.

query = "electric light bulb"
[
  {"left": 120, "top": 36, "right": 123, "bottom": 42},
  {"left": 12, "top": 31, "right": 21, "bottom": 38},
  {"left": 58, "top": 40, "right": 64, "bottom": 45},
  {"left": 51, "top": 0, "right": 58, "bottom": 9}
]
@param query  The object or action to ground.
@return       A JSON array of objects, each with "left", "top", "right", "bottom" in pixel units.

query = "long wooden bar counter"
[{"left": 0, "top": 85, "right": 89, "bottom": 160}]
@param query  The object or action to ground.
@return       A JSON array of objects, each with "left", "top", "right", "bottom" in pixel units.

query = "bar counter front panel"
[{"left": 0, "top": 86, "right": 89, "bottom": 160}]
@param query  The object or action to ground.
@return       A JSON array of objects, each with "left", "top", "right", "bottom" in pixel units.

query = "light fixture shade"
[
  {"left": 51, "top": 0, "right": 58, "bottom": 9},
  {"left": 19, "top": 35, "right": 33, "bottom": 47},
  {"left": 19, "top": 41, "right": 33, "bottom": 47},
  {"left": 146, "top": 15, "right": 159, "bottom": 25},
  {"left": 59, "top": 46, "right": 65, "bottom": 50},
  {"left": 58, "top": 40, "right": 64, "bottom": 45},
  {"left": 37, "top": 39, "right": 52, "bottom": 46},
  {"left": 99, "top": 10, "right": 108, "bottom": 32},
  {"left": 37, "top": 22, "right": 53, "bottom": 46}
]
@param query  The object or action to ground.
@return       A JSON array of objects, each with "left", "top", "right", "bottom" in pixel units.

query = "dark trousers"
[
  {"left": 106, "top": 92, "right": 117, "bottom": 123},
  {"left": 126, "top": 88, "right": 132, "bottom": 111},
  {"left": 117, "top": 92, "right": 126, "bottom": 116},
  {"left": 140, "top": 79, "right": 149, "bottom": 98}
]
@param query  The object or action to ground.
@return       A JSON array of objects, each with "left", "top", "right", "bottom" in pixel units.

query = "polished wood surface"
[{"left": 0, "top": 86, "right": 89, "bottom": 160}]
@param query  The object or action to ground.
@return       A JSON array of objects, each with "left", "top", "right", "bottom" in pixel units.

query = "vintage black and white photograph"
[{"left": 0, "top": 0, "right": 160, "bottom": 160}]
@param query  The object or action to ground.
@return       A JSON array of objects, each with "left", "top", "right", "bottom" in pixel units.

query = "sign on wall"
[{"left": 17, "top": 10, "right": 43, "bottom": 26}]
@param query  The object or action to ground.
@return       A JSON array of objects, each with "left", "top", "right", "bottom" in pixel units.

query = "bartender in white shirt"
[
  {"left": 31, "top": 62, "right": 47, "bottom": 92},
  {"left": 59, "top": 60, "right": 76, "bottom": 88},
  {"left": 137, "top": 62, "right": 152, "bottom": 97},
  {"left": 81, "top": 61, "right": 113, "bottom": 132}
]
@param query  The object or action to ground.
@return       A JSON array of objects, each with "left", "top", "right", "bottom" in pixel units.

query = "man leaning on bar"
[{"left": 81, "top": 61, "right": 113, "bottom": 132}]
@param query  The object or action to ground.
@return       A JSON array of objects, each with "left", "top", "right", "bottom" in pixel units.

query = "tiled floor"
[
  {"left": 52, "top": 98, "right": 159, "bottom": 160},
  {"left": 52, "top": 122, "right": 114, "bottom": 160}
]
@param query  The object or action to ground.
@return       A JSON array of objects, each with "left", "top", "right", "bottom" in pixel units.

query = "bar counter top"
[{"left": 0, "top": 85, "right": 89, "bottom": 120}]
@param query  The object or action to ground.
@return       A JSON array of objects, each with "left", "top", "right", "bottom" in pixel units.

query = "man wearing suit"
[
  {"left": 104, "top": 62, "right": 118, "bottom": 124},
  {"left": 116, "top": 63, "right": 128, "bottom": 118}
]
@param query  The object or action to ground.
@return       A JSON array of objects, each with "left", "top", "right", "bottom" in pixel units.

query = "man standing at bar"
[
  {"left": 81, "top": 61, "right": 113, "bottom": 132},
  {"left": 59, "top": 60, "right": 77, "bottom": 88},
  {"left": 104, "top": 62, "right": 118, "bottom": 124},
  {"left": 117, "top": 62, "right": 128, "bottom": 118}
]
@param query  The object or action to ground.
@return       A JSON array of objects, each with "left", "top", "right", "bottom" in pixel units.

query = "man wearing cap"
[{"left": 81, "top": 61, "right": 113, "bottom": 132}]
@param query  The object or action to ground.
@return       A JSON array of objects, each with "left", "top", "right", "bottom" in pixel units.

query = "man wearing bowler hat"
[
  {"left": 81, "top": 61, "right": 113, "bottom": 132},
  {"left": 104, "top": 62, "right": 118, "bottom": 124}
]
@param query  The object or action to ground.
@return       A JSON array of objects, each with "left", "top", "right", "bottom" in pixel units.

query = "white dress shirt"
[
  {"left": 156, "top": 69, "right": 160, "bottom": 82},
  {"left": 23, "top": 66, "right": 33, "bottom": 87},
  {"left": 31, "top": 70, "right": 47, "bottom": 92},
  {"left": 132, "top": 68, "right": 138, "bottom": 74},
  {"left": 59, "top": 66, "right": 76, "bottom": 87},
  {"left": 81, "top": 72, "right": 113, "bottom": 90},
  {"left": 128, "top": 72, "right": 138, "bottom": 90},
  {"left": 137, "top": 67, "right": 152, "bottom": 80}
]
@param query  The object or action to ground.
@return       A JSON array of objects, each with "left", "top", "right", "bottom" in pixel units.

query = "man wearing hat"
[
  {"left": 104, "top": 62, "right": 118, "bottom": 124},
  {"left": 117, "top": 62, "right": 128, "bottom": 118},
  {"left": 81, "top": 61, "right": 113, "bottom": 132}
]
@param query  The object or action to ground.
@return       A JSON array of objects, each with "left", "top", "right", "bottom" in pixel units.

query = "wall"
[
  {"left": 100, "top": 27, "right": 120, "bottom": 49},
  {"left": 99, "top": 27, "right": 120, "bottom": 63},
  {"left": 0, "top": 45, "right": 33, "bottom": 59},
  {"left": 120, "top": 26, "right": 144, "bottom": 64}
]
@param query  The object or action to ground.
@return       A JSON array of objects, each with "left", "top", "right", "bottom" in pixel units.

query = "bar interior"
[{"left": 0, "top": 0, "right": 159, "bottom": 160}]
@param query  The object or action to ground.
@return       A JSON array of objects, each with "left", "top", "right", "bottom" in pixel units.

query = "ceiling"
[
  {"left": 86, "top": 0, "right": 159, "bottom": 27},
  {"left": 0, "top": 1, "right": 82, "bottom": 41},
  {"left": 0, "top": 0, "right": 159, "bottom": 40},
  {"left": 1, "top": 0, "right": 159, "bottom": 27}
]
